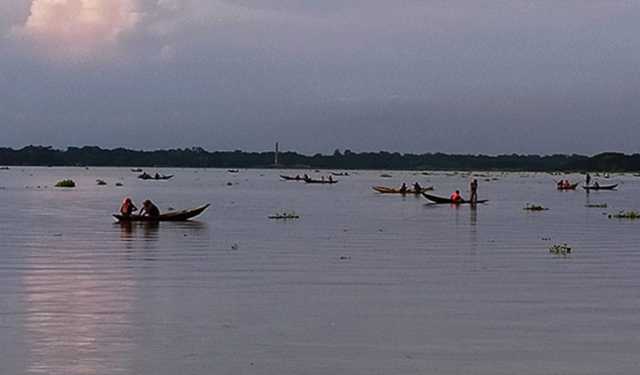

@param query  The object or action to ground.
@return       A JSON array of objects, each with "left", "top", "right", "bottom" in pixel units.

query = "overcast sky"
[{"left": 1, "top": 1, "right": 639, "bottom": 154}]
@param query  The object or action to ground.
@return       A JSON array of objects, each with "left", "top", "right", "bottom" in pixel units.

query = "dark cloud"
[{"left": 1, "top": 1, "right": 639, "bottom": 153}]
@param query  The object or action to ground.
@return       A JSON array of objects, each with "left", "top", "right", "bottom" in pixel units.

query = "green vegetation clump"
[
  {"left": 609, "top": 210, "right": 640, "bottom": 219},
  {"left": 524, "top": 203, "right": 548, "bottom": 211},
  {"left": 55, "top": 179, "right": 76, "bottom": 188},
  {"left": 549, "top": 244, "right": 572, "bottom": 256}
]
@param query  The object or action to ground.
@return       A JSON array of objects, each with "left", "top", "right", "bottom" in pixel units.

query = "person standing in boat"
[
  {"left": 119, "top": 197, "right": 137, "bottom": 217},
  {"left": 469, "top": 179, "right": 478, "bottom": 203},
  {"left": 399, "top": 183, "right": 408, "bottom": 194},
  {"left": 586, "top": 173, "right": 591, "bottom": 186},
  {"left": 140, "top": 200, "right": 160, "bottom": 217}
]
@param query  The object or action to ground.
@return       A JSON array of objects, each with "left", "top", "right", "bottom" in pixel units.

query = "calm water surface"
[{"left": 1, "top": 168, "right": 639, "bottom": 374}]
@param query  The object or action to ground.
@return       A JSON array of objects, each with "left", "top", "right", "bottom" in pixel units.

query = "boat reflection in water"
[{"left": 118, "top": 221, "right": 160, "bottom": 242}]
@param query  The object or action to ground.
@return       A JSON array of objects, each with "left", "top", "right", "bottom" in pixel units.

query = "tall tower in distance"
[{"left": 274, "top": 142, "right": 279, "bottom": 166}]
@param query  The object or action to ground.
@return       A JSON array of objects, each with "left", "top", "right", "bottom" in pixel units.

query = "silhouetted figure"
[
  {"left": 470, "top": 179, "right": 478, "bottom": 203},
  {"left": 140, "top": 200, "right": 160, "bottom": 217}
]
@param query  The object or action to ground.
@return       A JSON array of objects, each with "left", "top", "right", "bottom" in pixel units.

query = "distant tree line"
[{"left": 1, "top": 146, "right": 639, "bottom": 171}]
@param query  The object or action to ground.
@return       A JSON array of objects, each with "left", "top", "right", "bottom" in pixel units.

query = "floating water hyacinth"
[
  {"left": 54, "top": 179, "right": 76, "bottom": 188},
  {"left": 609, "top": 210, "right": 640, "bottom": 219},
  {"left": 549, "top": 244, "right": 572, "bottom": 256}
]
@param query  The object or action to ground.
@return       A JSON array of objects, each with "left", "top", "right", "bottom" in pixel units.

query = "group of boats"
[{"left": 113, "top": 173, "right": 622, "bottom": 223}]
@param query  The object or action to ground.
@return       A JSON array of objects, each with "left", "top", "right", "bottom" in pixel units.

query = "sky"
[{"left": 1, "top": 0, "right": 639, "bottom": 155}]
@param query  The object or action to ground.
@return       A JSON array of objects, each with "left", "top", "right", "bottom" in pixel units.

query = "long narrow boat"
[
  {"left": 557, "top": 183, "right": 579, "bottom": 190},
  {"left": 113, "top": 204, "right": 210, "bottom": 222},
  {"left": 422, "top": 192, "right": 488, "bottom": 204},
  {"left": 138, "top": 173, "right": 173, "bottom": 180},
  {"left": 372, "top": 186, "right": 434, "bottom": 194},
  {"left": 280, "top": 175, "right": 303, "bottom": 181},
  {"left": 304, "top": 178, "right": 338, "bottom": 184},
  {"left": 583, "top": 184, "right": 618, "bottom": 191}
]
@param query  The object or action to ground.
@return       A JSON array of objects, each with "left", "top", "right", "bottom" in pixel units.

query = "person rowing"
[
  {"left": 140, "top": 200, "right": 160, "bottom": 217},
  {"left": 119, "top": 197, "right": 137, "bottom": 217},
  {"left": 399, "top": 183, "right": 408, "bottom": 194}
]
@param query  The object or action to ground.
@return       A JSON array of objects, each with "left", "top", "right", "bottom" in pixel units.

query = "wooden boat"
[
  {"left": 280, "top": 175, "right": 303, "bottom": 181},
  {"left": 331, "top": 172, "right": 349, "bottom": 176},
  {"left": 304, "top": 178, "right": 338, "bottom": 184},
  {"left": 268, "top": 213, "right": 300, "bottom": 219},
  {"left": 130, "top": 168, "right": 143, "bottom": 172},
  {"left": 557, "top": 183, "right": 579, "bottom": 190},
  {"left": 422, "top": 192, "right": 488, "bottom": 204},
  {"left": 138, "top": 173, "right": 173, "bottom": 180},
  {"left": 372, "top": 186, "right": 434, "bottom": 194},
  {"left": 113, "top": 204, "right": 210, "bottom": 222},
  {"left": 583, "top": 184, "right": 618, "bottom": 191}
]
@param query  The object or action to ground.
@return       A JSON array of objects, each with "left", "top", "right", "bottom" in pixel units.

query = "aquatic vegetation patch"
[
  {"left": 524, "top": 203, "right": 548, "bottom": 211},
  {"left": 608, "top": 210, "right": 640, "bottom": 219},
  {"left": 55, "top": 179, "right": 76, "bottom": 188},
  {"left": 549, "top": 244, "right": 572, "bottom": 256}
]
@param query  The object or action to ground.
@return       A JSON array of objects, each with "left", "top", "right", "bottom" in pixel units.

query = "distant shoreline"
[{"left": 1, "top": 146, "right": 639, "bottom": 172}]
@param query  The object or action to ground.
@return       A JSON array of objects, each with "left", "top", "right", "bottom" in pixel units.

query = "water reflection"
[
  {"left": 469, "top": 205, "right": 478, "bottom": 226},
  {"left": 118, "top": 222, "right": 160, "bottom": 242},
  {"left": 22, "top": 242, "right": 136, "bottom": 374}
]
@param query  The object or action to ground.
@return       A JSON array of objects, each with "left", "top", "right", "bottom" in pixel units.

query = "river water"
[{"left": 0, "top": 167, "right": 639, "bottom": 374}]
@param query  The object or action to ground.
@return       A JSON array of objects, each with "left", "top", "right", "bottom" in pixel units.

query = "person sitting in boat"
[
  {"left": 303, "top": 174, "right": 309, "bottom": 182},
  {"left": 328, "top": 175, "right": 334, "bottom": 182},
  {"left": 399, "top": 183, "right": 408, "bottom": 193},
  {"left": 450, "top": 190, "right": 463, "bottom": 203},
  {"left": 119, "top": 197, "right": 137, "bottom": 216},
  {"left": 413, "top": 182, "right": 422, "bottom": 193},
  {"left": 140, "top": 200, "right": 160, "bottom": 217},
  {"left": 154, "top": 173, "right": 161, "bottom": 179},
  {"left": 139, "top": 172, "right": 151, "bottom": 179},
  {"left": 593, "top": 181, "right": 599, "bottom": 188}
]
